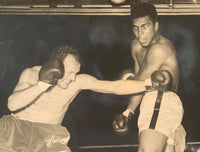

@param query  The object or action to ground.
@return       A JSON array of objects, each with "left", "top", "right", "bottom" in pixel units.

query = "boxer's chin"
[
  {"left": 140, "top": 42, "right": 149, "bottom": 48},
  {"left": 138, "top": 39, "right": 151, "bottom": 47}
]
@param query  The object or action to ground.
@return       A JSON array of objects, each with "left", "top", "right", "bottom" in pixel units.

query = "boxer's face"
[
  {"left": 132, "top": 16, "right": 158, "bottom": 47},
  {"left": 57, "top": 54, "right": 80, "bottom": 89}
]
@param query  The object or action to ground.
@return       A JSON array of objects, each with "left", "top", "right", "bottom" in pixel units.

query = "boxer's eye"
[
  {"left": 132, "top": 26, "right": 138, "bottom": 31},
  {"left": 141, "top": 23, "right": 149, "bottom": 30}
]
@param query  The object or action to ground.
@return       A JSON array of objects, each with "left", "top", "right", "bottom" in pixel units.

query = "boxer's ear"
[{"left": 154, "top": 21, "right": 159, "bottom": 32}]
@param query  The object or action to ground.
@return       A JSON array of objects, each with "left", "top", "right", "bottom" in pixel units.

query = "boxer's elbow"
[
  {"left": 7, "top": 104, "right": 16, "bottom": 112},
  {"left": 85, "top": 81, "right": 120, "bottom": 95},
  {"left": 95, "top": 81, "right": 129, "bottom": 95},
  {"left": 7, "top": 95, "right": 18, "bottom": 111},
  {"left": 7, "top": 104, "right": 15, "bottom": 112}
]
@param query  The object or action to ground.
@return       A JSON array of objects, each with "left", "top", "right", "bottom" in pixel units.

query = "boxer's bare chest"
[{"left": 44, "top": 83, "right": 80, "bottom": 107}]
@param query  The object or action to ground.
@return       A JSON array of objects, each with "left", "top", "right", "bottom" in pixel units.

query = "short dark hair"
[
  {"left": 51, "top": 44, "right": 81, "bottom": 63},
  {"left": 131, "top": 2, "right": 158, "bottom": 24}
]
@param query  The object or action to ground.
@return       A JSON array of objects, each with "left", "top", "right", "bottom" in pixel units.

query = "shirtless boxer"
[
  {"left": 112, "top": 2, "right": 186, "bottom": 152},
  {"left": 0, "top": 44, "right": 166, "bottom": 152}
]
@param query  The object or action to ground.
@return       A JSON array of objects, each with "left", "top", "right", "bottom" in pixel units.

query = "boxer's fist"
[
  {"left": 113, "top": 114, "right": 129, "bottom": 135},
  {"left": 39, "top": 58, "right": 64, "bottom": 85},
  {"left": 112, "top": 109, "right": 134, "bottom": 135},
  {"left": 151, "top": 70, "right": 173, "bottom": 92}
]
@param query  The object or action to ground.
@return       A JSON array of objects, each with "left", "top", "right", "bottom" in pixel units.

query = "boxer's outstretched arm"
[{"left": 79, "top": 74, "right": 146, "bottom": 95}]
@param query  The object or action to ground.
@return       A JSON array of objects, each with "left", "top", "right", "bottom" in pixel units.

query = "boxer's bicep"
[
  {"left": 78, "top": 74, "right": 97, "bottom": 90},
  {"left": 136, "top": 47, "right": 169, "bottom": 80},
  {"left": 131, "top": 40, "right": 140, "bottom": 75},
  {"left": 133, "top": 55, "right": 140, "bottom": 75},
  {"left": 147, "top": 46, "right": 168, "bottom": 66},
  {"left": 79, "top": 74, "right": 113, "bottom": 93}
]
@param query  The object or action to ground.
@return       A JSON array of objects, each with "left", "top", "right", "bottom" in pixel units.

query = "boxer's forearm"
[
  {"left": 7, "top": 82, "right": 49, "bottom": 111},
  {"left": 127, "top": 94, "right": 144, "bottom": 112},
  {"left": 86, "top": 80, "right": 146, "bottom": 95}
]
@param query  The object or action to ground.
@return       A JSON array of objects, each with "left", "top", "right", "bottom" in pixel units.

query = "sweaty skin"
[{"left": 7, "top": 55, "right": 146, "bottom": 125}]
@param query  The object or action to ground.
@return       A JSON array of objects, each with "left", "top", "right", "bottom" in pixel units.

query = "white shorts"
[{"left": 138, "top": 91, "right": 184, "bottom": 144}]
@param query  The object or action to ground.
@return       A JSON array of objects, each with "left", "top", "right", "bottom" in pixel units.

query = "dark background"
[{"left": 0, "top": 15, "right": 199, "bottom": 151}]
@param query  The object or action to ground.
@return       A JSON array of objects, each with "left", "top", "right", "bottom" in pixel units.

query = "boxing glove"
[
  {"left": 151, "top": 70, "right": 173, "bottom": 92},
  {"left": 112, "top": 109, "right": 135, "bottom": 135},
  {"left": 39, "top": 58, "right": 65, "bottom": 86}
]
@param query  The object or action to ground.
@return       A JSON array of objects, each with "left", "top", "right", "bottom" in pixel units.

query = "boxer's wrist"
[
  {"left": 38, "top": 81, "right": 52, "bottom": 91},
  {"left": 122, "top": 109, "right": 135, "bottom": 120},
  {"left": 144, "top": 78, "right": 154, "bottom": 91},
  {"left": 144, "top": 78, "right": 152, "bottom": 86}
]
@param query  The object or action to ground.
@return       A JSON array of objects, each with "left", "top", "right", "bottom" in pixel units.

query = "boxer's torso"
[
  {"left": 15, "top": 66, "right": 82, "bottom": 124},
  {"left": 132, "top": 34, "right": 179, "bottom": 92}
]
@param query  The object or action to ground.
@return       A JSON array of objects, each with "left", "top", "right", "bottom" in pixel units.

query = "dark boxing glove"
[
  {"left": 39, "top": 58, "right": 64, "bottom": 86},
  {"left": 151, "top": 70, "right": 173, "bottom": 92},
  {"left": 112, "top": 109, "right": 135, "bottom": 135}
]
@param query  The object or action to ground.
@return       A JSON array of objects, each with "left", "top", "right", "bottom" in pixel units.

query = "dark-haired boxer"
[
  {"left": 0, "top": 44, "right": 166, "bottom": 152},
  {"left": 113, "top": 2, "right": 186, "bottom": 152}
]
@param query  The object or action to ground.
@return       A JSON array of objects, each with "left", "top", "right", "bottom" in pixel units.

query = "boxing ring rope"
[
  {"left": 71, "top": 142, "right": 200, "bottom": 149},
  {"left": 75, "top": 144, "right": 138, "bottom": 149},
  {"left": 0, "top": 2, "right": 200, "bottom": 15}
]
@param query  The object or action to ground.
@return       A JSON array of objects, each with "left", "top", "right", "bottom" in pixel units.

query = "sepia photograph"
[{"left": 0, "top": 0, "right": 199, "bottom": 151}]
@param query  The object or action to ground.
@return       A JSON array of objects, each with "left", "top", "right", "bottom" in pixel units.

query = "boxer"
[
  {"left": 0, "top": 44, "right": 168, "bottom": 152},
  {"left": 113, "top": 2, "right": 186, "bottom": 152}
]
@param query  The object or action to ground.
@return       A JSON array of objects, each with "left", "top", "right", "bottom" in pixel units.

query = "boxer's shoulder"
[
  {"left": 131, "top": 39, "right": 142, "bottom": 52},
  {"left": 19, "top": 66, "right": 41, "bottom": 82},
  {"left": 22, "top": 66, "right": 41, "bottom": 74},
  {"left": 152, "top": 35, "right": 175, "bottom": 52},
  {"left": 147, "top": 43, "right": 173, "bottom": 58},
  {"left": 131, "top": 38, "right": 140, "bottom": 46},
  {"left": 75, "top": 74, "right": 97, "bottom": 89},
  {"left": 76, "top": 74, "right": 96, "bottom": 82}
]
